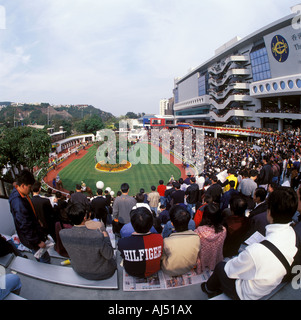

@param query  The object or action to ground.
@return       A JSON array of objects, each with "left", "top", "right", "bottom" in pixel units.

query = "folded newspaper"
[
  {"left": 123, "top": 268, "right": 212, "bottom": 291},
  {"left": 34, "top": 239, "right": 55, "bottom": 259}
]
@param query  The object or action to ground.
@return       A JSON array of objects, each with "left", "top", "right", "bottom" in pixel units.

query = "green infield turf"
[{"left": 59, "top": 143, "right": 181, "bottom": 196}]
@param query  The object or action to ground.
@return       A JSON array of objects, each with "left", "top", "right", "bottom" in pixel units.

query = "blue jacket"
[{"left": 9, "top": 188, "right": 47, "bottom": 250}]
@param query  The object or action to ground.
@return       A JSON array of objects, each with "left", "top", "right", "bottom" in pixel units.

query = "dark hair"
[
  {"left": 67, "top": 203, "right": 89, "bottom": 225},
  {"left": 151, "top": 185, "right": 156, "bottom": 191},
  {"left": 203, "top": 194, "right": 213, "bottom": 204},
  {"left": 250, "top": 169, "right": 258, "bottom": 177},
  {"left": 131, "top": 207, "right": 153, "bottom": 233},
  {"left": 254, "top": 187, "right": 267, "bottom": 202},
  {"left": 169, "top": 205, "right": 190, "bottom": 232},
  {"left": 55, "top": 191, "right": 62, "bottom": 199},
  {"left": 97, "top": 189, "right": 103, "bottom": 195},
  {"left": 229, "top": 180, "right": 235, "bottom": 188},
  {"left": 159, "top": 180, "right": 164, "bottom": 185},
  {"left": 173, "top": 181, "right": 180, "bottom": 189},
  {"left": 267, "top": 187, "right": 298, "bottom": 224},
  {"left": 190, "top": 177, "right": 196, "bottom": 183},
  {"left": 135, "top": 193, "right": 145, "bottom": 203},
  {"left": 268, "top": 182, "right": 278, "bottom": 191},
  {"left": 16, "top": 170, "right": 35, "bottom": 186},
  {"left": 32, "top": 181, "right": 41, "bottom": 193},
  {"left": 120, "top": 183, "right": 129, "bottom": 193},
  {"left": 75, "top": 184, "right": 81, "bottom": 190},
  {"left": 229, "top": 195, "right": 247, "bottom": 217},
  {"left": 201, "top": 203, "right": 223, "bottom": 233},
  {"left": 211, "top": 175, "right": 218, "bottom": 183}
]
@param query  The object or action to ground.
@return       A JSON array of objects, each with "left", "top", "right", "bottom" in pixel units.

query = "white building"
[{"left": 173, "top": 10, "right": 301, "bottom": 132}]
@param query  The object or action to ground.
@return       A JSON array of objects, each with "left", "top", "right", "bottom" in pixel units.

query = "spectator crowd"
[{"left": 1, "top": 128, "right": 301, "bottom": 300}]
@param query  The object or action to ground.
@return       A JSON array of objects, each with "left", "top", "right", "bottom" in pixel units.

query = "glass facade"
[
  {"left": 250, "top": 45, "right": 271, "bottom": 82},
  {"left": 198, "top": 74, "right": 207, "bottom": 96},
  {"left": 175, "top": 106, "right": 210, "bottom": 116}
]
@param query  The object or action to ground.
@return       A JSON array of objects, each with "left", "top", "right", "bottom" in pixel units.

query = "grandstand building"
[{"left": 173, "top": 11, "right": 301, "bottom": 131}]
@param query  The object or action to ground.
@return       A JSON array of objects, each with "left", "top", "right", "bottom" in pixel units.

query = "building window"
[
  {"left": 250, "top": 45, "right": 271, "bottom": 82},
  {"left": 280, "top": 81, "right": 285, "bottom": 90},
  {"left": 198, "top": 74, "right": 207, "bottom": 96},
  {"left": 296, "top": 79, "right": 301, "bottom": 88},
  {"left": 288, "top": 80, "right": 294, "bottom": 89}
]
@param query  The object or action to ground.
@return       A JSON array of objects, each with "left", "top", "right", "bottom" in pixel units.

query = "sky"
[{"left": 0, "top": 0, "right": 299, "bottom": 116}]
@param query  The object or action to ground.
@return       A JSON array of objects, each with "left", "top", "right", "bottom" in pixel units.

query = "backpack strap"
[{"left": 260, "top": 240, "right": 291, "bottom": 275}]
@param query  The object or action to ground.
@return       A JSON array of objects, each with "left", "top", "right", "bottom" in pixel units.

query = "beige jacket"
[
  {"left": 161, "top": 230, "right": 201, "bottom": 276},
  {"left": 147, "top": 191, "right": 160, "bottom": 208}
]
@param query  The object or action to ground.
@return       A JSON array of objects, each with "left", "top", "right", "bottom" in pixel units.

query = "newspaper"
[
  {"left": 123, "top": 268, "right": 212, "bottom": 291},
  {"left": 244, "top": 231, "right": 265, "bottom": 246},
  {"left": 106, "top": 226, "right": 116, "bottom": 248},
  {"left": 34, "top": 238, "right": 55, "bottom": 259}
]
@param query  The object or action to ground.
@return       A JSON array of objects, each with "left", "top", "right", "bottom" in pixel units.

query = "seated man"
[
  {"left": 202, "top": 187, "right": 299, "bottom": 300},
  {"left": 60, "top": 203, "right": 117, "bottom": 280},
  {"left": 118, "top": 207, "right": 163, "bottom": 278},
  {"left": 161, "top": 205, "right": 201, "bottom": 276}
]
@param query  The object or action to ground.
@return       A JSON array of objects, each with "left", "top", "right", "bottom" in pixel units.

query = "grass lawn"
[{"left": 59, "top": 143, "right": 181, "bottom": 196}]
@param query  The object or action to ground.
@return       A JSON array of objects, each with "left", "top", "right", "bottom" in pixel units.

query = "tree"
[
  {"left": 125, "top": 112, "right": 138, "bottom": 119},
  {"left": 0, "top": 127, "right": 51, "bottom": 178},
  {"left": 75, "top": 116, "right": 104, "bottom": 135}
]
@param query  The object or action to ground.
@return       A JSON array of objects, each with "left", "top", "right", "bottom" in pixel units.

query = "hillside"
[{"left": 0, "top": 102, "right": 115, "bottom": 125}]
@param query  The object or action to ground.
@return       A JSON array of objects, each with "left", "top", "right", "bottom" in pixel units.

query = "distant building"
[
  {"left": 159, "top": 99, "right": 169, "bottom": 116},
  {"left": 173, "top": 10, "right": 301, "bottom": 131}
]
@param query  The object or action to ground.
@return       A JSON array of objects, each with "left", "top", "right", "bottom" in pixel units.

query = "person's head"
[
  {"left": 120, "top": 183, "right": 130, "bottom": 194},
  {"left": 201, "top": 203, "right": 223, "bottom": 234},
  {"left": 75, "top": 184, "right": 82, "bottom": 191},
  {"left": 229, "top": 180, "right": 235, "bottom": 189},
  {"left": 253, "top": 187, "right": 267, "bottom": 203},
  {"left": 262, "top": 155, "right": 269, "bottom": 165},
  {"left": 159, "top": 180, "right": 164, "bottom": 185},
  {"left": 229, "top": 195, "right": 247, "bottom": 217},
  {"left": 32, "top": 181, "right": 41, "bottom": 193},
  {"left": 159, "top": 204, "right": 166, "bottom": 211},
  {"left": 66, "top": 202, "right": 90, "bottom": 225},
  {"left": 203, "top": 194, "right": 213, "bottom": 204},
  {"left": 250, "top": 169, "right": 258, "bottom": 179},
  {"left": 267, "top": 187, "right": 298, "bottom": 224},
  {"left": 135, "top": 193, "right": 145, "bottom": 203},
  {"left": 55, "top": 191, "right": 62, "bottom": 199},
  {"left": 130, "top": 207, "right": 153, "bottom": 233},
  {"left": 97, "top": 189, "right": 103, "bottom": 196},
  {"left": 268, "top": 182, "right": 277, "bottom": 194},
  {"left": 190, "top": 177, "right": 196, "bottom": 183},
  {"left": 151, "top": 185, "right": 156, "bottom": 192},
  {"left": 16, "top": 170, "right": 35, "bottom": 196},
  {"left": 211, "top": 175, "right": 218, "bottom": 184},
  {"left": 173, "top": 181, "right": 180, "bottom": 190},
  {"left": 169, "top": 205, "right": 191, "bottom": 232}
]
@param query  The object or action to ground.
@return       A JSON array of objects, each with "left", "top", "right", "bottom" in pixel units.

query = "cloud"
[{"left": 0, "top": 0, "right": 297, "bottom": 116}]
